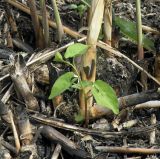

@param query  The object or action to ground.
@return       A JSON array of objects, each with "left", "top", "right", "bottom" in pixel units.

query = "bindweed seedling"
[{"left": 49, "top": 43, "right": 119, "bottom": 123}]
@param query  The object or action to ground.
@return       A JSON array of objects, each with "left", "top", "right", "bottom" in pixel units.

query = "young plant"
[
  {"left": 49, "top": 43, "right": 119, "bottom": 124},
  {"left": 68, "top": 0, "right": 91, "bottom": 18}
]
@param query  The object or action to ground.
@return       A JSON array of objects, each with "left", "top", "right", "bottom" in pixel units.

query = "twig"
[
  {"left": 142, "top": 25, "right": 160, "bottom": 35},
  {"left": 1, "top": 140, "right": 18, "bottom": 155},
  {"left": 51, "top": 144, "right": 62, "bottom": 159},
  {"left": 150, "top": 114, "right": 156, "bottom": 145},
  {"left": 9, "top": 110, "right": 20, "bottom": 153},
  {"left": 30, "top": 113, "right": 160, "bottom": 137},
  {"left": 95, "top": 146, "right": 160, "bottom": 154},
  {"left": 1, "top": 84, "right": 13, "bottom": 104},
  {"left": 30, "top": 114, "right": 122, "bottom": 137},
  {"left": 40, "top": 126, "right": 89, "bottom": 158},
  {"left": 135, "top": 100, "right": 160, "bottom": 109}
]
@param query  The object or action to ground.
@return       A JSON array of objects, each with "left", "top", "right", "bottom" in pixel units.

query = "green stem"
[
  {"left": 66, "top": 62, "right": 83, "bottom": 89},
  {"left": 66, "top": 61, "right": 88, "bottom": 126},
  {"left": 136, "top": 0, "right": 144, "bottom": 60},
  {"left": 51, "top": 0, "right": 64, "bottom": 42}
]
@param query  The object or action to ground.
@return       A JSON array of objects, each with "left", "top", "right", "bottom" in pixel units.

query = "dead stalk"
[
  {"left": 95, "top": 146, "right": 160, "bottom": 154},
  {"left": 40, "top": 0, "right": 50, "bottom": 47},
  {"left": 80, "top": 0, "right": 105, "bottom": 125},
  {"left": 9, "top": 110, "right": 21, "bottom": 153},
  {"left": 150, "top": 114, "right": 156, "bottom": 145},
  {"left": 27, "top": 0, "right": 44, "bottom": 48},
  {"left": 104, "top": 0, "right": 112, "bottom": 46}
]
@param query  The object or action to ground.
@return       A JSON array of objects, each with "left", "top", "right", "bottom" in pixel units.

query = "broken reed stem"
[
  {"left": 135, "top": 100, "right": 160, "bottom": 109},
  {"left": 27, "top": 0, "right": 44, "bottom": 48},
  {"left": 1, "top": 140, "right": 18, "bottom": 155},
  {"left": 9, "top": 110, "right": 20, "bottom": 153},
  {"left": 104, "top": 0, "right": 112, "bottom": 46},
  {"left": 136, "top": 0, "right": 144, "bottom": 60},
  {"left": 40, "top": 0, "right": 50, "bottom": 47},
  {"left": 80, "top": 0, "right": 105, "bottom": 125},
  {"left": 51, "top": 0, "right": 64, "bottom": 42},
  {"left": 95, "top": 146, "right": 160, "bottom": 154},
  {"left": 4, "top": 4, "right": 18, "bottom": 34},
  {"left": 150, "top": 114, "right": 156, "bottom": 145},
  {"left": 51, "top": 144, "right": 62, "bottom": 159},
  {"left": 142, "top": 25, "right": 160, "bottom": 35},
  {"left": 30, "top": 115, "right": 122, "bottom": 137}
]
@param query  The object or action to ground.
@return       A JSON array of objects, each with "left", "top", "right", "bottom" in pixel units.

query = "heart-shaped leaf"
[
  {"left": 92, "top": 80, "right": 119, "bottom": 114},
  {"left": 49, "top": 72, "right": 76, "bottom": 99},
  {"left": 64, "top": 43, "right": 89, "bottom": 59},
  {"left": 54, "top": 52, "right": 64, "bottom": 62}
]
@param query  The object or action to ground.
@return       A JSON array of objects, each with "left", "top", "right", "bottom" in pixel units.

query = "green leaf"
[
  {"left": 77, "top": 4, "right": 87, "bottom": 17},
  {"left": 49, "top": 72, "right": 76, "bottom": 99},
  {"left": 68, "top": 4, "right": 78, "bottom": 10},
  {"left": 54, "top": 52, "right": 64, "bottom": 62},
  {"left": 91, "top": 80, "right": 119, "bottom": 114},
  {"left": 64, "top": 43, "right": 89, "bottom": 59},
  {"left": 114, "top": 16, "right": 155, "bottom": 51},
  {"left": 72, "top": 80, "right": 93, "bottom": 90}
]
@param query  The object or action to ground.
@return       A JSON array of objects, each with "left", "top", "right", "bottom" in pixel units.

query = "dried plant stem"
[
  {"left": 9, "top": 111, "right": 20, "bottom": 153},
  {"left": 51, "top": 0, "right": 64, "bottom": 42},
  {"left": 40, "top": 0, "right": 50, "bottom": 47},
  {"left": 95, "top": 146, "right": 160, "bottom": 154},
  {"left": 51, "top": 143, "right": 62, "bottom": 159},
  {"left": 104, "top": 0, "right": 112, "bottom": 46},
  {"left": 4, "top": 4, "right": 18, "bottom": 34},
  {"left": 150, "top": 114, "right": 156, "bottom": 145},
  {"left": 27, "top": 0, "right": 44, "bottom": 48},
  {"left": 80, "top": 0, "right": 105, "bottom": 126}
]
